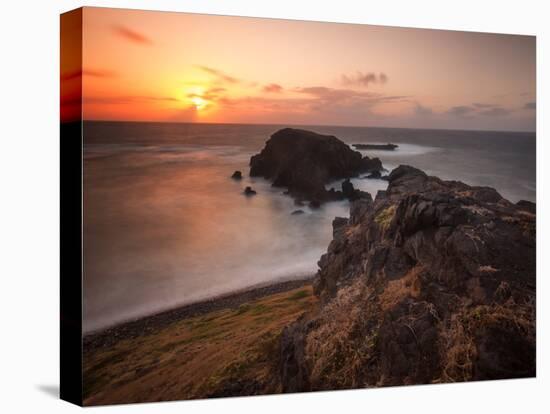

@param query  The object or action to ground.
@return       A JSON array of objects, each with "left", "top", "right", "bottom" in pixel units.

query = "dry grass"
[
  {"left": 375, "top": 205, "right": 397, "bottom": 229},
  {"left": 379, "top": 265, "right": 423, "bottom": 311},
  {"left": 438, "top": 297, "right": 535, "bottom": 383},
  {"left": 83, "top": 286, "right": 316, "bottom": 405},
  {"left": 305, "top": 280, "right": 378, "bottom": 390}
]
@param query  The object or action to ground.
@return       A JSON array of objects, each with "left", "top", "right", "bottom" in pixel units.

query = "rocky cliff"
[
  {"left": 250, "top": 128, "right": 382, "bottom": 205},
  {"left": 279, "top": 165, "right": 536, "bottom": 391}
]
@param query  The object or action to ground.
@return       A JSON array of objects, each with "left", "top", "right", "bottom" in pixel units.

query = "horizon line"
[{"left": 78, "top": 119, "right": 536, "bottom": 135}]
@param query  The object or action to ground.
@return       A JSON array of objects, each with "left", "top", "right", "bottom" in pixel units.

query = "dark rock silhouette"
[
  {"left": 516, "top": 199, "right": 536, "bottom": 213},
  {"left": 341, "top": 179, "right": 371, "bottom": 201},
  {"left": 243, "top": 186, "right": 257, "bottom": 196},
  {"left": 353, "top": 143, "right": 398, "bottom": 150},
  {"left": 291, "top": 210, "right": 305, "bottom": 215},
  {"left": 250, "top": 128, "right": 383, "bottom": 204},
  {"left": 308, "top": 200, "right": 321, "bottom": 209},
  {"left": 231, "top": 170, "right": 243, "bottom": 180},
  {"left": 363, "top": 170, "right": 382, "bottom": 179},
  {"left": 279, "top": 165, "right": 535, "bottom": 391}
]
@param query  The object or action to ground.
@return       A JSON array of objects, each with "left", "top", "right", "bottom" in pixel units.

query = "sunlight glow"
[{"left": 191, "top": 96, "right": 208, "bottom": 111}]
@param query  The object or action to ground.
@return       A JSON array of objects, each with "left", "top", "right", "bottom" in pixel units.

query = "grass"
[
  {"left": 438, "top": 298, "right": 535, "bottom": 383},
  {"left": 379, "top": 265, "right": 422, "bottom": 311},
  {"left": 287, "top": 289, "right": 309, "bottom": 301},
  {"left": 374, "top": 205, "right": 397, "bottom": 229},
  {"left": 83, "top": 285, "right": 316, "bottom": 405},
  {"left": 304, "top": 279, "right": 377, "bottom": 390}
]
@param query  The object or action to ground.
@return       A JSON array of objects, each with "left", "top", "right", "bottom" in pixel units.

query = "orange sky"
[{"left": 75, "top": 7, "right": 536, "bottom": 131}]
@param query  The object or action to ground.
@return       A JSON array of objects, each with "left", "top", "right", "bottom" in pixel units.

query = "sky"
[{"left": 69, "top": 7, "right": 536, "bottom": 131}]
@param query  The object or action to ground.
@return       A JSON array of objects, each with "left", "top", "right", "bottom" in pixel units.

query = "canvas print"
[{"left": 60, "top": 7, "right": 536, "bottom": 406}]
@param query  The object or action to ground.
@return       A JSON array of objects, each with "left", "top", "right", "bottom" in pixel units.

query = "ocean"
[{"left": 83, "top": 121, "right": 535, "bottom": 332}]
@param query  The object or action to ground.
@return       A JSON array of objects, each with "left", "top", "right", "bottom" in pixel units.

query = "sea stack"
[{"left": 250, "top": 128, "right": 383, "bottom": 204}]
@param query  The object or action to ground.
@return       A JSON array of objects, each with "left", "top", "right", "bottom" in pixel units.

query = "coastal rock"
[
  {"left": 243, "top": 186, "right": 257, "bottom": 196},
  {"left": 516, "top": 199, "right": 536, "bottom": 213},
  {"left": 231, "top": 170, "right": 243, "bottom": 180},
  {"left": 341, "top": 179, "right": 370, "bottom": 201},
  {"left": 250, "top": 128, "right": 383, "bottom": 203},
  {"left": 279, "top": 165, "right": 535, "bottom": 391},
  {"left": 353, "top": 143, "right": 398, "bottom": 151},
  {"left": 363, "top": 170, "right": 382, "bottom": 179}
]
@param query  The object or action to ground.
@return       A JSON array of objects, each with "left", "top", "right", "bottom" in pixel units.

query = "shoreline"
[{"left": 84, "top": 277, "right": 314, "bottom": 353}]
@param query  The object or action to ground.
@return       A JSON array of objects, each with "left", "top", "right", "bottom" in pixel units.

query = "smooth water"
[{"left": 83, "top": 122, "right": 535, "bottom": 332}]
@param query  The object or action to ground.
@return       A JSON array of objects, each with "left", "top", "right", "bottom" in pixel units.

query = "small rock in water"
[
  {"left": 231, "top": 170, "right": 243, "bottom": 180},
  {"left": 341, "top": 178, "right": 355, "bottom": 198},
  {"left": 243, "top": 186, "right": 257, "bottom": 196},
  {"left": 291, "top": 209, "right": 305, "bottom": 215},
  {"left": 363, "top": 170, "right": 382, "bottom": 179},
  {"left": 309, "top": 200, "right": 321, "bottom": 209},
  {"left": 353, "top": 143, "right": 398, "bottom": 151}
]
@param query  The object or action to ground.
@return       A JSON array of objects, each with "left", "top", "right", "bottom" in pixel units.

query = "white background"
[{"left": 0, "top": 0, "right": 548, "bottom": 412}]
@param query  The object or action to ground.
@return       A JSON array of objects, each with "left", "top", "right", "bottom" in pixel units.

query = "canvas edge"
[{"left": 60, "top": 7, "right": 84, "bottom": 407}]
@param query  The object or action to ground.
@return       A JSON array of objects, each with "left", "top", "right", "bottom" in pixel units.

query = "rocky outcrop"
[
  {"left": 516, "top": 199, "right": 536, "bottom": 214},
  {"left": 279, "top": 165, "right": 535, "bottom": 391},
  {"left": 353, "top": 143, "right": 398, "bottom": 151},
  {"left": 243, "top": 186, "right": 257, "bottom": 196},
  {"left": 250, "top": 128, "right": 383, "bottom": 204},
  {"left": 341, "top": 179, "right": 371, "bottom": 201},
  {"left": 231, "top": 170, "right": 243, "bottom": 180},
  {"left": 363, "top": 170, "right": 382, "bottom": 179}
]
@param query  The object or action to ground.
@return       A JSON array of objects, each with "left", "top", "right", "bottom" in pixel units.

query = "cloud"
[
  {"left": 290, "top": 86, "right": 408, "bottom": 117},
  {"left": 524, "top": 102, "right": 536, "bottom": 110},
  {"left": 447, "top": 105, "right": 476, "bottom": 117},
  {"left": 112, "top": 25, "right": 152, "bottom": 45},
  {"left": 84, "top": 95, "right": 178, "bottom": 105},
  {"left": 195, "top": 65, "right": 240, "bottom": 84},
  {"left": 472, "top": 103, "right": 494, "bottom": 109},
  {"left": 341, "top": 71, "right": 389, "bottom": 87},
  {"left": 296, "top": 86, "right": 405, "bottom": 102},
  {"left": 263, "top": 83, "right": 283, "bottom": 93},
  {"left": 61, "top": 68, "right": 116, "bottom": 81},
  {"left": 186, "top": 87, "right": 227, "bottom": 102},
  {"left": 414, "top": 103, "right": 433, "bottom": 116},
  {"left": 212, "top": 85, "right": 408, "bottom": 123},
  {"left": 478, "top": 107, "right": 510, "bottom": 117},
  {"left": 447, "top": 103, "right": 511, "bottom": 118}
]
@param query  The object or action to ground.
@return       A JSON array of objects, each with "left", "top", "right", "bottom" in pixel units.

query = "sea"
[{"left": 83, "top": 121, "right": 536, "bottom": 333}]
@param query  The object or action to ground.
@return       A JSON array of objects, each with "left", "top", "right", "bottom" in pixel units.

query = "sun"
[{"left": 191, "top": 96, "right": 208, "bottom": 111}]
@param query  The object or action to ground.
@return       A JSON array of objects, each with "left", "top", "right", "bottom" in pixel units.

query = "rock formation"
[
  {"left": 250, "top": 128, "right": 383, "bottom": 204},
  {"left": 353, "top": 143, "right": 398, "bottom": 151},
  {"left": 279, "top": 165, "right": 535, "bottom": 391}
]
